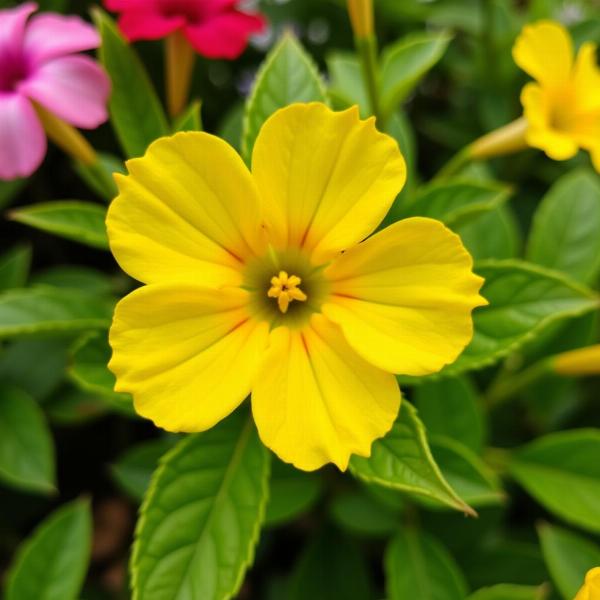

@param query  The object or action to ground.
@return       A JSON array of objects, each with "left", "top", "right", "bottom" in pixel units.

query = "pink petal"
[
  {"left": 19, "top": 55, "right": 110, "bottom": 129},
  {"left": 117, "top": 10, "right": 184, "bottom": 41},
  {"left": 184, "top": 10, "right": 265, "bottom": 59},
  {"left": 24, "top": 13, "right": 100, "bottom": 64},
  {"left": 0, "top": 2, "right": 37, "bottom": 56},
  {"left": 0, "top": 92, "right": 46, "bottom": 180},
  {"left": 104, "top": 0, "right": 155, "bottom": 10}
]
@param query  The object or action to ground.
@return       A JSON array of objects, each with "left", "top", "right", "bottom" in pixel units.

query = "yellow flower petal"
[
  {"left": 574, "top": 567, "right": 600, "bottom": 600},
  {"left": 251, "top": 314, "right": 400, "bottom": 471},
  {"left": 109, "top": 284, "right": 269, "bottom": 432},
  {"left": 251, "top": 103, "right": 406, "bottom": 264},
  {"left": 521, "top": 83, "right": 579, "bottom": 160},
  {"left": 513, "top": 20, "right": 573, "bottom": 87},
  {"left": 322, "top": 218, "right": 486, "bottom": 376},
  {"left": 107, "top": 132, "right": 265, "bottom": 287},
  {"left": 574, "top": 42, "right": 600, "bottom": 114},
  {"left": 553, "top": 344, "right": 600, "bottom": 376}
]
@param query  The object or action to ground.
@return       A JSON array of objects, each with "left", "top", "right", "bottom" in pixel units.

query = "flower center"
[
  {"left": 267, "top": 271, "right": 307, "bottom": 314},
  {"left": 0, "top": 54, "right": 30, "bottom": 93},
  {"left": 157, "top": 0, "right": 207, "bottom": 23}
]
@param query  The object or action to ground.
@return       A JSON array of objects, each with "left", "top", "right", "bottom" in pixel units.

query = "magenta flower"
[
  {"left": 104, "top": 0, "right": 266, "bottom": 59},
  {"left": 0, "top": 2, "right": 110, "bottom": 180}
]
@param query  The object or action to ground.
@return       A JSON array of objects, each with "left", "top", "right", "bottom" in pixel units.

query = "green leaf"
[
  {"left": 74, "top": 152, "right": 124, "bottom": 202},
  {"left": 93, "top": 8, "right": 169, "bottom": 158},
  {"left": 326, "top": 52, "right": 369, "bottom": 115},
  {"left": 509, "top": 430, "right": 600, "bottom": 533},
  {"left": 173, "top": 101, "right": 203, "bottom": 132},
  {"left": 131, "top": 411, "right": 270, "bottom": 600},
  {"left": 10, "top": 201, "right": 109, "bottom": 250},
  {"left": 32, "top": 266, "right": 114, "bottom": 296},
  {"left": 402, "top": 180, "right": 512, "bottom": 228},
  {"left": 414, "top": 376, "right": 485, "bottom": 453},
  {"left": 350, "top": 402, "right": 475, "bottom": 515},
  {"left": 111, "top": 438, "right": 176, "bottom": 502},
  {"left": 5, "top": 499, "right": 92, "bottom": 600},
  {"left": 265, "top": 458, "right": 322, "bottom": 526},
  {"left": 0, "top": 177, "right": 26, "bottom": 210},
  {"left": 468, "top": 584, "right": 549, "bottom": 600},
  {"left": 456, "top": 205, "right": 521, "bottom": 261},
  {"left": 329, "top": 489, "right": 400, "bottom": 537},
  {"left": 526, "top": 169, "right": 600, "bottom": 283},
  {"left": 538, "top": 523, "right": 600, "bottom": 600},
  {"left": 242, "top": 32, "right": 327, "bottom": 161},
  {"left": 430, "top": 436, "right": 504, "bottom": 508},
  {"left": 45, "top": 387, "right": 109, "bottom": 426},
  {"left": 288, "top": 528, "right": 373, "bottom": 600},
  {"left": 0, "top": 245, "right": 31, "bottom": 291},
  {"left": 445, "top": 260, "right": 599, "bottom": 376},
  {"left": 68, "top": 334, "right": 132, "bottom": 408},
  {"left": 0, "top": 287, "right": 113, "bottom": 338},
  {"left": 385, "top": 529, "right": 468, "bottom": 600},
  {"left": 380, "top": 31, "right": 452, "bottom": 119},
  {"left": 0, "top": 385, "right": 55, "bottom": 494}
]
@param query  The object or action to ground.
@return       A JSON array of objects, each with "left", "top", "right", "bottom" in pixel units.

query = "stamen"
[{"left": 267, "top": 270, "right": 307, "bottom": 314}]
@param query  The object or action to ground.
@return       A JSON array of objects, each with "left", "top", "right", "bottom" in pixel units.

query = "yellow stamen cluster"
[{"left": 267, "top": 270, "right": 307, "bottom": 314}]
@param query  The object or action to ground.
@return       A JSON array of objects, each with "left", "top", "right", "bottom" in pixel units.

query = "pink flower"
[
  {"left": 104, "top": 0, "right": 266, "bottom": 59},
  {"left": 0, "top": 2, "right": 110, "bottom": 180}
]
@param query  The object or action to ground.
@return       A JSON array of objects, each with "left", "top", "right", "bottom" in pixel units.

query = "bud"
[
  {"left": 469, "top": 117, "right": 529, "bottom": 160},
  {"left": 165, "top": 31, "right": 196, "bottom": 118},
  {"left": 553, "top": 345, "right": 600, "bottom": 377},
  {"left": 347, "top": 0, "right": 374, "bottom": 39},
  {"left": 574, "top": 567, "right": 600, "bottom": 600}
]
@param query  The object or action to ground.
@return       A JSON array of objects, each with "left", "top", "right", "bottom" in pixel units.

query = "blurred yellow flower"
[
  {"left": 553, "top": 344, "right": 600, "bottom": 376},
  {"left": 513, "top": 20, "right": 600, "bottom": 171},
  {"left": 107, "top": 102, "right": 485, "bottom": 471},
  {"left": 347, "top": 0, "right": 373, "bottom": 38},
  {"left": 574, "top": 567, "right": 600, "bottom": 600}
]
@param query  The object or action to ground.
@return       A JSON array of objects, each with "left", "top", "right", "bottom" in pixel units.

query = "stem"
[
  {"left": 485, "top": 359, "right": 552, "bottom": 410},
  {"left": 432, "top": 146, "right": 472, "bottom": 181},
  {"left": 34, "top": 103, "right": 96, "bottom": 166},
  {"left": 165, "top": 31, "right": 195, "bottom": 118},
  {"left": 355, "top": 34, "right": 382, "bottom": 124}
]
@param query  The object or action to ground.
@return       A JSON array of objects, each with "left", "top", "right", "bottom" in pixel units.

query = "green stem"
[
  {"left": 433, "top": 146, "right": 473, "bottom": 181},
  {"left": 355, "top": 34, "right": 382, "bottom": 124},
  {"left": 485, "top": 359, "right": 552, "bottom": 410}
]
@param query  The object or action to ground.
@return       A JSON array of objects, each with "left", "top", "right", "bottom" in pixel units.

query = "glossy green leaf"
[
  {"left": 93, "top": 9, "right": 169, "bottom": 158},
  {"left": 329, "top": 489, "right": 400, "bottom": 537},
  {"left": 510, "top": 430, "right": 600, "bottom": 533},
  {"left": 32, "top": 266, "right": 114, "bottom": 295},
  {"left": 538, "top": 523, "right": 600, "bottom": 600},
  {"left": 0, "top": 245, "right": 31, "bottom": 291},
  {"left": 5, "top": 499, "right": 92, "bottom": 600},
  {"left": 430, "top": 436, "right": 504, "bottom": 507},
  {"left": 288, "top": 529, "right": 373, "bottom": 600},
  {"left": 445, "top": 260, "right": 599, "bottom": 375},
  {"left": 45, "top": 387, "right": 109, "bottom": 426},
  {"left": 468, "top": 584, "right": 549, "bottom": 600},
  {"left": 414, "top": 376, "right": 485, "bottom": 453},
  {"left": 527, "top": 169, "right": 600, "bottom": 283},
  {"left": 132, "top": 411, "right": 270, "bottom": 600},
  {"left": 111, "top": 438, "right": 176, "bottom": 502},
  {"left": 0, "top": 385, "right": 55, "bottom": 494},
  {"left": 456, "top": 205, "right": 521, "bottom": 260},
  {"left": 326, "top": 52, "right": 368, "bottom": 115},
  {"left": 74, "top": 152, "right": 123, "bottom": 202},
  {"left": 385, "top": 529, "right": 468, "bottom": 600},
  {"left": 350, "top": 402, "right": 474, "bottom": 515},
  {"left": 173, "top": 101, "right": 203, "bottom": 132},
  {"left": 265, "top": 458, "right": 322, "bottom": 526},
  {"left": 242, "top": 32, "right": 327, "bottom": 160},
  {"left": 380, "top": 31, "right": 452, "bottom": 119},
  {"left": 10, "top": 201, "right": 109, "bottom": 250},
  {"left": 402, "top": 180, "right": 512, "bottom": 228},
  {"left": 0, "top": 287, "right": 113, "bottom": 338}
]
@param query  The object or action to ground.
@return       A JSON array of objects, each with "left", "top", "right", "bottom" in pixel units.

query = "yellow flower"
[
  {"left": 574, "top": 567, "right": 600, "bottom": 600},
  {"left": 107, "top": 103, "right": 486, "bottom": 471},
  {"left": 553, "top": 344, "right": 600, "bottom": 376},
  {"left": 513, "top": 20, "right": 600, "bottom": 171}
]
